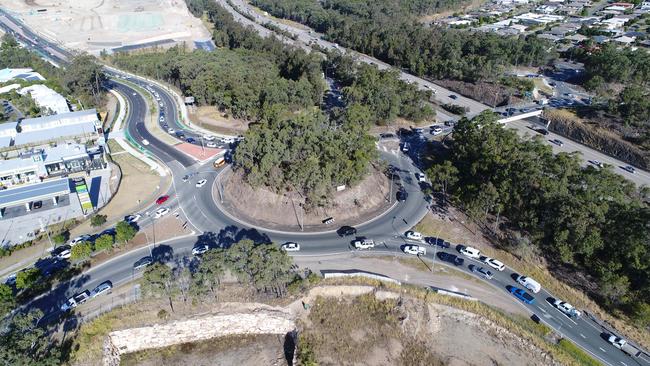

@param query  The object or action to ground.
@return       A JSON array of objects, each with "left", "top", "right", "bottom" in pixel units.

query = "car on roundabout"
[
  {"left": 154, "top": 207, "right": 170, "bottom": 218},
  {"left": 281, "top": 242, "right": 300, "bottom": 252},
  {"left": 156, "top": 195, "right": 170, "bottom": 205},
  {"left": 337, "top": 226, "right": 357, "bottom": 237}
]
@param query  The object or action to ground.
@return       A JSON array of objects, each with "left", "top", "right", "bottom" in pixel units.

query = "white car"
[
  {"left": 195, "top": 179, "right": 207, "bottom": 188},
  {"left": 154, "top": 207, "right": 170, "bottom": 218},
  {"left": 60, "top": 290, "right": 90, "bottom": 312},
  {"left": 553, "top": 300, "right": 581, "bottom": 318},
  {"left": 281, "top": 242, "right": 300, "bottom": 252},
  {"left": 403, "top": 245, "right": 426, "bottom": 256},
  {"left": 125, "top": 214, "right": 141, "bottom": 223},
  {"left": 203, "top": 134, "right": 216, "bottom": 141},
  {"left": 57, "top": 248, "right": 71, "bottom": 259},
  {"left": 192, "top": 245, "right": 210, "bottom": 255},
  {"left": 608, "top": 335, "right": 626, "bottom": 349},
  {"left": 222, "top": 137, "right": 235, "bottom": 144},
  {"left": 480, "top": 256, "right": 505, "bottom": 271},
  {"left": 168, "top": 128, "right": 175, "bottom": 134},
  {"left": 142, "top": 139, "right": 150, "bottom": 146},
  {"left": 206, "top": 141, "right": 217, "bottom": 148},
  {"left": 90, "top": 281, "right": 113, "bottom": 298},
  {"left": 405, "top": 231, "right": 423, "bottom": 241},
  {"left": 159, "top": 116, "right": 165, "bottom": 122},
  {"left": 459, "top": 245, "right": 481, "bottom": 259},
  {"left": 430, "top": 126, "right": 443, "bottom": 135},
  {"left": 352, "top": 239, "right": 375, "bottom": 249},
  {"left": 70, "top": 235, "right": 91, "bottom": 246},
  {"left": 415, "top": 172, "right": 426, "bottom": 182}
]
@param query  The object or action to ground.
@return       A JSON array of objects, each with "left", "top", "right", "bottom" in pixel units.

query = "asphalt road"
[{"left": 2, "top": 7, "right": 648, "bottom": 365}]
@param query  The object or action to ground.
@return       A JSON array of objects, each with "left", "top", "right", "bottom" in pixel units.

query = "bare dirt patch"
[
  {"left": 2, "top": 0, "right": 211, "bottom": 54},
  {"left": 434, "top": 79, "right": 524, "bottom": 108},
  {"left": 218, "top": 166, "right": 394, "bottom": 231},
  {"left": 188, "top": 105, "right": 249, "bottom": 135},
  {"left": 120, "top": 334, "right": 289, "bottom": 366}
]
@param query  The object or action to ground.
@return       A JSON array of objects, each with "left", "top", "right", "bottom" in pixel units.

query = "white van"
[
  {"left": 460, "top": 246, "right": 481, "bottom": 259},
  {"left": 517, "top": 275, "right": 541, "bottom": 293}
]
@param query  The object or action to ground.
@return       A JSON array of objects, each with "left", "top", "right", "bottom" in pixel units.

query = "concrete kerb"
[
  {"left": 108, "top": 89, "right": 168, "bottom": 177},
  {"left": 211, "top": 166, "right": 400, "bottom": 236},
  {"left": 104, "top": 65, "right": 235, "bottom": 139}
]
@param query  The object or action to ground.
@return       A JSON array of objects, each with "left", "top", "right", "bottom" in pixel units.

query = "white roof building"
[
  {"left": 14, "top": 109, "right": 100, "bottom": 147},
  {"left": 0, "top": 84, "right": 21, "bottom": 95},
  {"left": 18, "top": 85, "right": 70, "bottom": 115},
  {"left": 0, "top": 68, "right": 45, "bottom": 83},
  {"left": 613, "top": 35, "right": 636, "bottom": 44}
]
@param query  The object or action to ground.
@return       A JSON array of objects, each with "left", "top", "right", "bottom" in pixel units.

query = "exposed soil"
[
  {"left": 188, "top": 105, "right": 249, "bottom": 135},
  {"left": 218, "top": 167, "right": 394, "bottom": 231},
  {"left": 120, "top": 334, "right": 288, "bottom": 366},
  {"left": 434, "top": 79, "right": 524, "bottom": 107}
]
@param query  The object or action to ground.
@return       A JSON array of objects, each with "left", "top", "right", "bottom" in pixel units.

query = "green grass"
[{"left": 558, "top": 339, "right": 602, "bottom": 366}]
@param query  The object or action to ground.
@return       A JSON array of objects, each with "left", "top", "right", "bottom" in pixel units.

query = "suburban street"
[{"left": 0, "top": 5, "right": 648, "bottom": 366}]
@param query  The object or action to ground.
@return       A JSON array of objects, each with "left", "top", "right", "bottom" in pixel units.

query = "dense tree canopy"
[
  {"left": 430, "top": 111, "right": 650, "bottom": 323},
  {"left": 250, "top": 0, "right": 556, "bottom": 82},
  {"left": 234, "top": 107, "right": 378, "bottom": 207}
]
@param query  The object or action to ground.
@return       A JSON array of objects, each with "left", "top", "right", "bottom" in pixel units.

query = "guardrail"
[{"left": 322, "top": 270, "right": 401, "bottom": 285}]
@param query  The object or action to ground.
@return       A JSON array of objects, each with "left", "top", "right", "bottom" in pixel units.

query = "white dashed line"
[
  {"left": 620, "top": 361, "right": 627, "bottom": 366},
  {"left": 537, "top": 306, "right": 547, "bottom": 313},
  {"left": 599, "top": 347, "right": 607, "bottom": 353},
  {"left": 579, "top": 333, "right": 586, "bottom": 339}
]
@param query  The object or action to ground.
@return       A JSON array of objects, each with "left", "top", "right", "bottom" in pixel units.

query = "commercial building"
[
  {"left": 0, "top": 68, "right": 45, "bottom": 83},
  {"left": 12, "top": 109, "right": 102, "bottom": 148},
  {"left": 18, "top": 84, "right": 70, "bottom": 115},
  {"left": 0, "top": 143, "right": 106, "bottom": 188}
]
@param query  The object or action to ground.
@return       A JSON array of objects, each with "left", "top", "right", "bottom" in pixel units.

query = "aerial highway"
[{"left": 1, "top": 8, "right": 648, "bottom": 366}]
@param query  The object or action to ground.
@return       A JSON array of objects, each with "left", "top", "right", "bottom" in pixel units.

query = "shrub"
[{"left": 90, "top": 214, "right": 107, "bottom": 227}]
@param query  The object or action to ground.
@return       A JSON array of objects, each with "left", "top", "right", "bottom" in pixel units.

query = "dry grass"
[
  {"left": 106, "top": 139, "right": 124, "bottom": 154},
  {"left": 414, "top": 213, "right": 650, "bottom": 350}
]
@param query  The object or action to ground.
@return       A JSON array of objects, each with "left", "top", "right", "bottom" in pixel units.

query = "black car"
[
  {"left": 337, "top": 226, "right": 357, "bottom": 237},
  {"left": 536, "top": 128, "right": 549, "bottom": 136},
  {"left": 396, "top": 190, "right": 408, "bottom": 202},
  {"left": 186, "top": 137, "right": 196, "bottom": 143},
  {"left": 437, "top": 252, "right": 464, "bottom": 266},
  {"left": 32, "top": 201, "right": 43, "bottom": 209}
]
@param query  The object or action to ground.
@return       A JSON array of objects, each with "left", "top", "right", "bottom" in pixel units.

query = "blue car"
[{"left": 509, "top": 286, "right": 535, "bottom": 304}]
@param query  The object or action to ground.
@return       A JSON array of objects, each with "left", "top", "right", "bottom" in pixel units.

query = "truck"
[
  {"left": 60, "top": 290, "right": 90, "bottom": 312},
  {"left": 608, "top": 335, "right": 642, "bottom": 357}
]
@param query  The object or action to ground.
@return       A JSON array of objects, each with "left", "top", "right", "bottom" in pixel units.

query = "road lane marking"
[
  {"left": 580, "top": 333, "right": 586, "bottom": 338},
  {"left": 620, "top": 361, "right": 627, "bottom": 366},
  {"left": 599, "top": 347, "right": 607, "bottom": 353},
  {"left": 537, "top": 306, "right": 547, "bottom": 313}
]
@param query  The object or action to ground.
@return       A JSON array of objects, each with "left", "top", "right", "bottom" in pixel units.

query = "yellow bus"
[{"left": 213, "top": 156, "right": 226, "bottom": 168}]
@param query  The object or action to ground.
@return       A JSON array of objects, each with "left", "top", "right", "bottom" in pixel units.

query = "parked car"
[
  {"left": 186, "top": 137, "right": 196, "bottom": 144},
  {"left": 192, "top": 245, "right": 210, "bottom": 255},
  {"left": 459, "top": 245, "right": 481, "bottom": 259},
  {"left": 70, "top": 235, "right": 92, "bottom": 246},
  {"left": 437, "top": 252, "right": 464, "bottom": 266},
  {"left": 90, "top": 281, "right": 113, "bottom": 298},
  {"left": 425, "top": 237, "right": 451, "bottom": 248},
  {"left": 159, "top": 116, "right": 164, "bottom": 122},
  {"left": 415, "top": 172, "right": 426, "bottom": 182},
  {"left": 61, "top": 290, "right": 91, "bottom": 311},
  {"left": 156, "top": 195, "right": 169, "bottom": 205},
  {"left": 281, "top": 242, "right": 301, "bottom": 252},
  {"left": 469, "top": 264, "right": 493, "bottom": 280},
  {"left": 403, "top": 245, "right": 426, "bottom": 256},
  {"left": 430, "top": 126, "right": 443, "bottom": 135},
  {"left": 206, "top": 141, "right": 217, "bottom": 148},
  {"left": 337, "top": 226, "right": 357, "bottom": 237},
  {"left": 52, "top": 245, "right": 72, "bottom": 259},
  {"left": 133, "top": 256, "right": 153, "bottom": 270},
  {"left": 154, "top": 208, "right": 170, "bottom": 218},
  {"left": 32, "top": 201, "right": 42, "bottom": 209},
  {"left": 352, "top": 238, "right": 375, "bottom": 249},
  {"left": 509, "top": 286, "right": 535, "bottom": 304},
  {"left": 479, "top": 256, "right": 505, "bottom": 271},
  {"left": 405, "top": 231, "right": 423, "bottom": 241},
  {"left": 195, "top": 179, "right": 207, "bottom": 188},
  {"left": 203, "top": 134, "right": 216, "bottom": 141}
]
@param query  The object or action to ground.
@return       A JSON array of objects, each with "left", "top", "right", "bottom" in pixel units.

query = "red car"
[{"left": 156, "top": 195, "right": 169, "bottom": 205}]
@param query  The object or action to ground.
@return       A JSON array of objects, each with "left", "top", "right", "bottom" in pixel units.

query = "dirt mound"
[{"left": 218, "top": 167, "right": 393, "bottom": 231}]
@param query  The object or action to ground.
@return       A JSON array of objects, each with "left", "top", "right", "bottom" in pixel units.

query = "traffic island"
[{"left": 215, "top": 167, "right": 397, "bottom": 233}]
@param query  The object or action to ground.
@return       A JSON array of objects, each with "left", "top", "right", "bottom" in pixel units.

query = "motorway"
[{"left": 1, "top": 6, "right": 649, "bottom": 366}]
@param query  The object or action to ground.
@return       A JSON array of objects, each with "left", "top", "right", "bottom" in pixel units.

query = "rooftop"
[
  {"left": 0, "top": 68, "right": 45, "bottom": 83},
  {"left": 19, "top": 85, "right": 70, "bottom": 115},
  {"left": 0, "top": 178, "right": 70, "bottom": 207}
]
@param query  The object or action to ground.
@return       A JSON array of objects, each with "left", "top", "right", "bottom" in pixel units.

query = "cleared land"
[{"left": 2, "top": 0, "right": 211, "bottom": 54}]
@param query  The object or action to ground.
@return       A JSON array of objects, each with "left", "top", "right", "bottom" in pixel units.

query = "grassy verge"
[
  {"left": 558, "top": 339, "right": 602, "bottom": 366},
  {"left": 106, "top": 139, "right": 124, "bottom": 154}
]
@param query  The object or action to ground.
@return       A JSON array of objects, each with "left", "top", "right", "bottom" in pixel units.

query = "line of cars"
[{"left": 60, "top": 280, "right": 112, "bottom": 312}]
